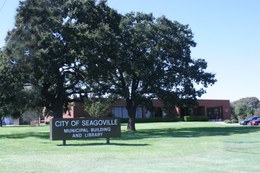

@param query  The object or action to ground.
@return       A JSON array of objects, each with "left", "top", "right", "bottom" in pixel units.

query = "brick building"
[
  {"left": 180, "top": 99, "right": 231, "bottom": 120},
  {"left": 56, "top": 99, "right": 231, "bottom": 120}
]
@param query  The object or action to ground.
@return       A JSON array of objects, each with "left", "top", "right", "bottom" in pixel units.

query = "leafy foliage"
[
  {"left": 83, "top": 97, "right": 116, "bottom": 117},
  {"left": 22, "top": 109, "right": 40, "bottom": 125},
  {"left": 0, "top": 50, "right": 35, "bottom": 119},
  {"left": 2, "top": 1, "right": 216, "bottom": 131},
  {"left": 184, "top": 116, "right": 209, "bottom": 122},
  {"left": 91, "top": 12, "right": 216, "bottom": 130},
  {"left": 2, "top": 0, "right": 121, "bottom": 118},
  {"left": 231, "top": 97, "right": 259, "bottom": 117}
]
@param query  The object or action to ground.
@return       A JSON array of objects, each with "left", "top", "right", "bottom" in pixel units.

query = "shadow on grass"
[
  {"left": 57, "top": 142, "right": 148, "bottom": 147},
  {"left": 1, "top": 125, "right": 260, "bottom": 142},
  {"left": 223, "top": 140, "right": 260, "bottom": 154},
  {"left": 118, "top": 126, "right": 260, "bottom": 141},
  {"left": 0, "top": 132, "right": 49, "bottom": 139}
]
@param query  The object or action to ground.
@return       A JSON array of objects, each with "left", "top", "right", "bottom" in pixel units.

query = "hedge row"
[
  {"left": 120, "top": 117, "right": 180, "bottom": 123},
  {"left": 184, "top": 116, "right": 209, "bottom": 122},
  {"left": 118, "top": 116, "right": 209, "bottom": 123},
  {"left": 224, "top": 119, "right": 238, "bottom": 124}
]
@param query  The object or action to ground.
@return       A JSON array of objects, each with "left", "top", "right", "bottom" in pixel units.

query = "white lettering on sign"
[
  {"left": 81, "top": 119, "right": 118, "bottom": 126},
  {"left": 90, "top": 127, "right": 111, "bottom": 132},
  {"left": 72, "top": 133, "right": 82, "bottom": 138},
  {"left": 64, "top": 128, "right": 89, "bottom": 133},
  {"left": 71, "top": 120, "right": 80, "bottom": 127},
  {"left": 84, "top": 133, "right": 103, "bottom": 137},
  {"left": 54, "top": 120, "right": 69, "bottom": 127}
]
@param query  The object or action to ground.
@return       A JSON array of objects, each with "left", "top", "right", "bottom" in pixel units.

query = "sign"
[{"left": 50, "top": 118, "right": 121, "bottom": 140}]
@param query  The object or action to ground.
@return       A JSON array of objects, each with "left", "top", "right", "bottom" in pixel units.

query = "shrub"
[
  {"left": 184, "top": 116, "right": 209, "bottom": 122},
  {"left": 120, "top": 117, "right": 180, "bottom": 123},
  {"left": 231, "top": 119, "right": 238, "bottom": 123},
  {"left": 224, "top": 119, "right": 232, "bottom": 124},
  {"left": 238, "top": 115, "right": 246, "bottom": 121},
  {"left": 224, "top": 119, "right": 238, "bottom": 124}
]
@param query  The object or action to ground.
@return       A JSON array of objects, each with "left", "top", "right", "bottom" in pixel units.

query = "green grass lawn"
[{"left": 1, "top": 122, "right": 260, "bottom": 173}]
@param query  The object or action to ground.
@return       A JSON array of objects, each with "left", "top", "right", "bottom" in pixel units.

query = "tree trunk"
[
  {"left": 52, "top": 100, "right": 64, "bottom": 119},
  {"left": 127, "top": 114, "right": 136, "bottom": 131},
  {"left": 52, "top": 74, "right": 65, "bottom": 119},
  {"left": 0, "top": 119, "right": 2, "bottom": 127},
  {"left": 126, "top": 100, "right": 136, "bottom": 131}
]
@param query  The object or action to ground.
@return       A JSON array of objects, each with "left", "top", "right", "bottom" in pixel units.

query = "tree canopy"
[
  {"left": 90, "top": 12, "right": 216, "bottom": 130},
  {"left": 232, "top": 97, "right": 259, "bottom": 117},
  {"left": 1, "top": 0, "right": 216, "bottom": 131},
  {"left": 0, "top": 50, "right": 27, "bottom": 119},
  {"left": 2, "top": 0, "right": 121, "bottom": 118}
]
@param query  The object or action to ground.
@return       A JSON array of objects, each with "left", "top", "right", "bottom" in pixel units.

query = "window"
[
  {"left": 112, "top": 107, "right": 128, "bottom": 118},
  {"left": 135, "top": 107, "right": 142, "bottom": 118},
  {"left": 112, "top": 107, "right": 143, "bottom": 118}
]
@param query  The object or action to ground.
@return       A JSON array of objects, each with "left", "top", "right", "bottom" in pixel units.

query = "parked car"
[
  {"left": 239, "top": 116, "right": 260, "bottom": 125},
  {"left": 249, "top": 117, "right": 260, "bottom": 126}
]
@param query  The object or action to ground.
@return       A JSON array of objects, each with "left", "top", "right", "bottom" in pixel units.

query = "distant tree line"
[{"left": 231, "top": 97, "right": 260, "bottom": 119}]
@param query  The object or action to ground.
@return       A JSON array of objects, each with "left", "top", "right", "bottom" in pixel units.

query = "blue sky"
[{"left": 1, "top": 0, "right": 260, "bottom": 101}]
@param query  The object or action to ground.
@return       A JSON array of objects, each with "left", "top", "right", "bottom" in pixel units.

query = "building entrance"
[{"left": 207, "top": 107, "right": 223, "bottom": 120}]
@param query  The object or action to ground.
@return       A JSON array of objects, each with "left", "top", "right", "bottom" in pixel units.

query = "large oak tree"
[
  {"left": 2, "top": 0, "right": 216, "bottom": 131},
  {"left": 3, "top": 0, "right": 121, "bottom": 118},
  {"left": 92, "top": 13, "right": 216, "bottom": 131}
]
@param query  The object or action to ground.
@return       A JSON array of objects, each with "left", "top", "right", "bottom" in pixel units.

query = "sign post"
[
  {"left": 106, "top": 138, "right": 110, "bottom": 144},
  {"left": 50, "top": 118, "right": 121, "bottom": 145}
]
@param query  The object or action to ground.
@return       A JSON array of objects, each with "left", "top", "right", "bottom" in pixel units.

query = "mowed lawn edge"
[{"left": 1, "top": 122, "right": 260, "bottom": 173}]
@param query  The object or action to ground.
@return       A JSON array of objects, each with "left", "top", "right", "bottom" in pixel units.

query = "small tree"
[
  {"left": 0, "top": 50, "right": 28, "bottom": 122},
  {"left": 84, "top": 98, "right": 116, "bottom": 118},
  {"left": 22, "top": 109, "right": 41, "bottom": 125}
]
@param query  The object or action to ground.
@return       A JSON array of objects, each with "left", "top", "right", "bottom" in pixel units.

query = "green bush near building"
[
  {"left": 224, "top": 119, "right": 239, "bottom": 124},
  {"left": 120, "top": 117, "right": 180, "bottom": 123},
  {"left": 184, "top": 116, "right": 209, "bottom": 122},
  {"left": 120, "top": 116, "right": 209, "bottom": 123}
]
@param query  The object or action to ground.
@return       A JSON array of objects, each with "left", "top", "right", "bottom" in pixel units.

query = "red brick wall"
[
  {"left": 198, "top": 99, "right": 231, "bottom": 119},
  {"left": 44, "top": 99, "right": 231, "bottom": 121},
  {"left": 63, "top": 103, "right": 90, "bottom": 118}
]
